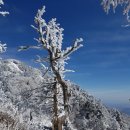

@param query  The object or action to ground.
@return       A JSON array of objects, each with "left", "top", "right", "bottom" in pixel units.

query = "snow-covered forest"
[{"left": 0, "top": 0, "right": 130, "bottom": 130}]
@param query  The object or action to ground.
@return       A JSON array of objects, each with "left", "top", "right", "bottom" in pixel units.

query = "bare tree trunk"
[
  {"left": 59, "top": 81, "right": 68, "bottom": 113},
  {"left": 49, "top": 51, "right": 69, "bottom": 130},
  {"left": 53, "top": 80, "right": 65, "bottom": 130},
  {"left": 52, "top": 81, "right": 59, "bottom": 130},
  {"left": 49, "top": 51, "right": 69, "bottom": 112}
]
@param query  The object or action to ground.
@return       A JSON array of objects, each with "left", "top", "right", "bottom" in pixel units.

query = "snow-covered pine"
[
  {"left": 0, "top": 0, "right": 9, "bottom": 16},
  {"left": 102, "top": 0, "right": 130, "bottom": 24}
]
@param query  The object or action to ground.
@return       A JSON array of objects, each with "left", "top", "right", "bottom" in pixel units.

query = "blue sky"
[{"left": 0, "top": 0, "right": 130, "bottom": 108}]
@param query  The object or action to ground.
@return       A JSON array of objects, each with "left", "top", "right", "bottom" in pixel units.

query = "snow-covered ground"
[{"left": 0, "top": 59, "right": 130, "bottom": 130}]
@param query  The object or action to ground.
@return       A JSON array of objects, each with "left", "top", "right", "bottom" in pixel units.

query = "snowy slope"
[{"left": 0, "top": 59, "right": 130, "bottom": 130}]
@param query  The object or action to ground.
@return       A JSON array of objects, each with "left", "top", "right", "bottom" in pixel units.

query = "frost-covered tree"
[
  {"left": 0, "top": 42, "right": 6, "bottom": 54},
  {"left": 0, "top": 0, "right": 8, "bottom": 57},
  {"left": 0, "top": 0, "right": 9, "bottom": 16},
  {"left": 19, "top": 6, "right": 83, "bottom": 130},
  {"left": 0, "top": 42, "right": 6, "bottom": 59},
  {"left": 102, "top": 0, "right": 130, "bottom": 24}
]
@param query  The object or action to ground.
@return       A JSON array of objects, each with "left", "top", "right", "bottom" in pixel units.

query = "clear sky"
[{"left": 0, "top": 0, "right": 130, "bottom": 108}]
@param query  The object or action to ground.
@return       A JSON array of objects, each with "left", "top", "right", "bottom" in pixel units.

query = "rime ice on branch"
[
  {"left": 19, "top": 6, "right": 83, "bottom": 79},
  {"left": 0, "top": 0, "right": 9, "bottom": 16},
  {"left": 0, "top": 42, "right": 7, "bottom": 53},
  {"left": 102, "top": 0, "right": 130, "bottom": 23},
  {"left": 0, "top": 0, "right": 8, "bottom": 58}
]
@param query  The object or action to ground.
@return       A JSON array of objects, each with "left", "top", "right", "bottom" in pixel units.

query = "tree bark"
[
  {"left": 53, "top": 81, "right": 59, "bottom": 130},
  {"left": 49, "top": 51, "right": 69, "bottom": 130},
  {"left": 49, "top": 50, "right": 69, "bottom": 113}
]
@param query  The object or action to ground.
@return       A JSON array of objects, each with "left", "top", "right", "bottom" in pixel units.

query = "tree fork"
[{"left": 49, "top": 51, "right": 69, "bottom": 114}]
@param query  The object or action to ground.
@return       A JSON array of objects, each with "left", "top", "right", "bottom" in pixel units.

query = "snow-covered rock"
[{"left": 0, "top": 59, "right": 130, "bottom": 130}]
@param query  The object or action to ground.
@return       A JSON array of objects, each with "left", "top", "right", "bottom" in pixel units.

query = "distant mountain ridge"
[{"left": 0, "top": 59, "right": 130, "bottom": 130}]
